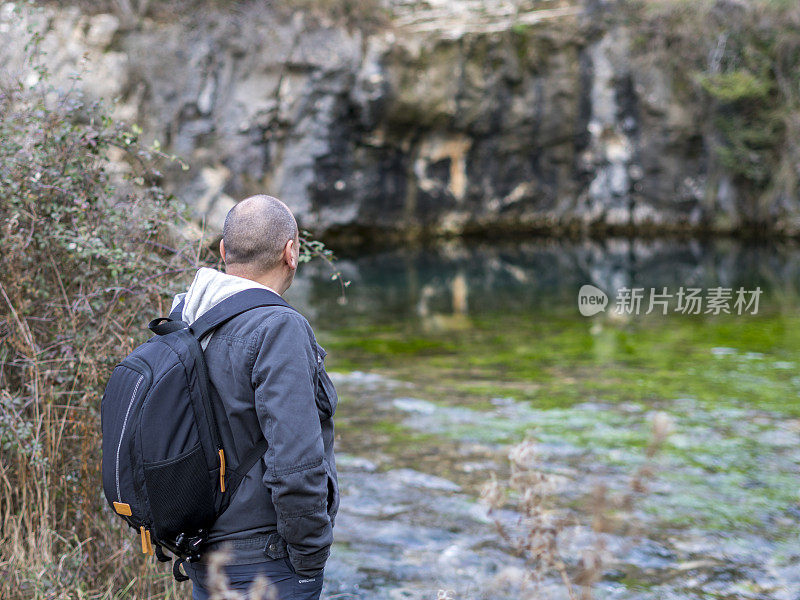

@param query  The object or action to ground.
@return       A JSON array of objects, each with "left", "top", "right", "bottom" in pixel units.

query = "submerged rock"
[{"left": 385, "top": 468, "right": 462, "bottom": 492}]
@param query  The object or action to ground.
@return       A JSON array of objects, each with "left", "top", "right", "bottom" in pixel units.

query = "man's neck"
[{"left": 225, "top": 267, "right": 286, "bottom": 296}]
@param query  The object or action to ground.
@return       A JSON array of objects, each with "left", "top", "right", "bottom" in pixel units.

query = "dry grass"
[
  {"left": 478, "top": 411, "right": 673, "bottom": 600},
  {"left": 204, "top": 551, "right": 278, "bottom": 600},
  {"left": 0, "top": 8, "right": 203, "bottom": 596}
]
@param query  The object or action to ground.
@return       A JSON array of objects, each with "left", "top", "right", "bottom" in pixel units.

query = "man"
[{"left": 172, "top": 195, "right": 339, "bottom": 600}]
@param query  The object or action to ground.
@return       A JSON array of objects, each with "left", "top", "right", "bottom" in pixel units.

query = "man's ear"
[
  {"left": 219, "top": 239, "right": 227, "bottom": 263},
  {"left": 284, "top": 238, "right": 297, "bottom": 271}
]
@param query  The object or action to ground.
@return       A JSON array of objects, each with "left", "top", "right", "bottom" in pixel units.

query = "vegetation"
[
  {"left": 627, "top": 0, "right": 800, "bottom": 229},
  {"left": 0, "top": 13, "right": 199, "bottom": 599},
  {"left": 480, "top": 419, "right": 671, "bottom": 600},
  {"left": 0, "top": 12, "right": 340, "bottom": 597}
]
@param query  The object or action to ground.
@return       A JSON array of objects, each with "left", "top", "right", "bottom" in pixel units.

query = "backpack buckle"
[{"left": 174, "top": 530, "right": 207, "bottom": 561}]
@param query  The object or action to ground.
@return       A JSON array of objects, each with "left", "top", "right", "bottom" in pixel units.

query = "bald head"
[{"left": 222, "top": 195, "right": 299, "bottom": 272}]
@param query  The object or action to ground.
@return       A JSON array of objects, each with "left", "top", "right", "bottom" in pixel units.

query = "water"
[{"left": 285, "top": 238, "right": 800, "bottom": 600}]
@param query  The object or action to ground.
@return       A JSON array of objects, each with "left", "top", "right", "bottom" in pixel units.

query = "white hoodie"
[{"left": 171, "top": 267, "right": 280, "bottom": 348}]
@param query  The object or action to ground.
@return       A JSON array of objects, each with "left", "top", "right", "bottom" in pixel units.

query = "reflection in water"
[
  {"left": 451, "top": 271, "right": 468, "bottom": 316},
  {"left": 288, "top": 238, "right": 800, "bottom": 329}
]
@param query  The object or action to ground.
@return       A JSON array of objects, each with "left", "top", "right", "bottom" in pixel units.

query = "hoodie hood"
[{"left": 171, "top": 268, "right": 279, "bottom": 346}]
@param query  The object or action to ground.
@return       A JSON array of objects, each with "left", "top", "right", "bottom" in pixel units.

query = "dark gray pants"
[{"left": 184, "top": 557, "right": 324, "bottom": 600}]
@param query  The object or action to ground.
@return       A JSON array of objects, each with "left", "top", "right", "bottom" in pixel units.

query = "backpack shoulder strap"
[
  {"left": 186, "top": 289, "right": 291, "bottom": 501},
  {"left": 225, "top": 436, "right": 268, "bottom": 498},
  {"left": 188, "top": 288, "right": 298, "bottom": 341},
  {"left": 169, "top": 298, "right": 185, "bottom": 321}
]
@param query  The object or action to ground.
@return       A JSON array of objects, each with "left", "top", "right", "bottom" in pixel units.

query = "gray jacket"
[{"left": 173, "top": 270, "right": 339, "bottom": 577}]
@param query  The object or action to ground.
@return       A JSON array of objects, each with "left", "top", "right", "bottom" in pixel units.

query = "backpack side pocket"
[{"left": 143, "top": 442, "right": 216, "bottom": 540}]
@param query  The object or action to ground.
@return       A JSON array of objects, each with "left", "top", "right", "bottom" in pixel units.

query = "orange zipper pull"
[
  {"left": 219, "top": 449, "right": 226, "bottom": 493},
  {"left": 140, "top": 526, "right": 154, "bottom": 555},
  {"left": 113, "top": 502, "right": 132, "bottom": 516}
]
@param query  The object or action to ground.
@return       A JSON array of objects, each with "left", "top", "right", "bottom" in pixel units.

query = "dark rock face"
[{"left": 1, "top": 1, "right": 783, "bottom": 238}]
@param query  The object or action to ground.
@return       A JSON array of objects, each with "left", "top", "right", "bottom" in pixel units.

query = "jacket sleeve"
[{"left": 250, "top": 311, "right": 332, "bottom": 576}]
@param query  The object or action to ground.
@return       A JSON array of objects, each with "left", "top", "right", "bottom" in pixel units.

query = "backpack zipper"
[
  {"left": 115, "top": 373, "right": 144, "bottom": 502},
  {"left": 218, "top": 448, "right": 226, "bottom": 492}
]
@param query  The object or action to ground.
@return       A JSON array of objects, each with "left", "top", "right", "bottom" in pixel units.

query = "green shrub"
[{"left": 697, "top": 70, "right": 772, "bottom": 103}]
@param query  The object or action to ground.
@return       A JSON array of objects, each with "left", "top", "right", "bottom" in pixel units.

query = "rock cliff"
[{"left": 2, "top": 1, "right": 794, "bottom": 240}]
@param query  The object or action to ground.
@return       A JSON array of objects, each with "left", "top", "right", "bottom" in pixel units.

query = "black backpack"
[{"left": 100, "top": 288, "right": 295, "bottom": 580}]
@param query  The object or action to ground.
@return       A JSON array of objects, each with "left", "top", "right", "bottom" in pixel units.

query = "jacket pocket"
[
  {"left": 316, "top": 369, "right": 338, "bottom": 420},
  {"left": 315, "top": 344, "right": 338, "bottom": 420},
  {"left": 263, "top": 531, "right": 289, "bottom": 560},
  {"left": 324, "top": 459, "right": 340, "bottom": 526}
]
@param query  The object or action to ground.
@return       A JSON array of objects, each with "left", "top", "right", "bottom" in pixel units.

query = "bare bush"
[
  {"left": 0, "top": 8, "right": 202, "bottom": 598},
  {"left": 479, "top": 411, "right": 673, "bottom": 600}
]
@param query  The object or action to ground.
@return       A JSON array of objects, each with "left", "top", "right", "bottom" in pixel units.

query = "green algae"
[
  {"left": 321, "top": 308, "right": 800, "bottom": 416},
  {"left": 321, "top": 302, "right": 800, "bottom": 538}
]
